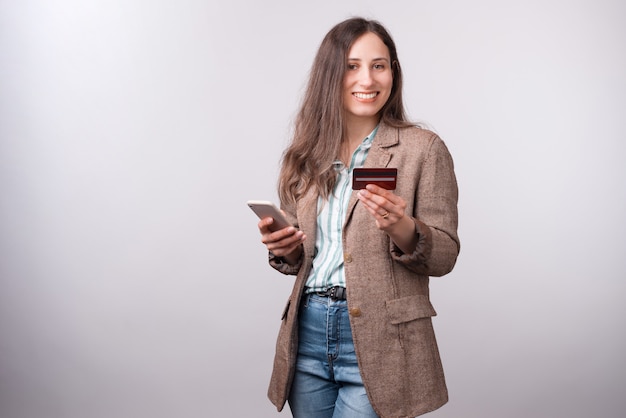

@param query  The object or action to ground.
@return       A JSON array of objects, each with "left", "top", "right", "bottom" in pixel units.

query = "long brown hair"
[{"left": 278, "top": 17, "right": 412, "bottom": 207}]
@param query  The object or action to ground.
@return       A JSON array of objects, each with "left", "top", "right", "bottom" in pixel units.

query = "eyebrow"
[{"left": 347, "top": 57, "right": 390, "bottom": 62}]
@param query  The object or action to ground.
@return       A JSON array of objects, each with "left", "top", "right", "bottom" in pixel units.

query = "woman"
[{"left": 256, "top": 17, "right": 460, "bottom": 418}]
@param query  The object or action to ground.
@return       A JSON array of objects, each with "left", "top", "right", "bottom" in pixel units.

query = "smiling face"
[{"left": 342, "top": 32, "right": 393, "bottom": 128}]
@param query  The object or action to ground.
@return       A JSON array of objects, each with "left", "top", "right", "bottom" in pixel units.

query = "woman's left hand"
[
  {"left": 357, "top": 184, "right": 418, "bottom": 254},
  {"left": 357, "top": 184, "right": 406, "bottom": 228}
]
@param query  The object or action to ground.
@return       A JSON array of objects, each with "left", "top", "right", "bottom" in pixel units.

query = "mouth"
[{"left": 353, "top": 92, "right": 378, "bottom": 100}]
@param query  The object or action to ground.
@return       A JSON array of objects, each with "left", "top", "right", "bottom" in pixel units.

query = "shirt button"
[
  {"left": 349, "top": 307, "right": 362, "bottom": 317},
  {"left": 344, "top": 253, "right": 353, "bottom": 263}
]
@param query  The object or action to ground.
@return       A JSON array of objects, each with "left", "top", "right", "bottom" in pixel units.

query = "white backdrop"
[{"left": 1, "top": 1, "right": 625, "bottom": 417}]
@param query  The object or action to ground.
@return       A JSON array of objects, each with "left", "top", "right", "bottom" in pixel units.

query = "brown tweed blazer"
[{"left": 267, "top": 122, "right": 460, "bottom": 418}]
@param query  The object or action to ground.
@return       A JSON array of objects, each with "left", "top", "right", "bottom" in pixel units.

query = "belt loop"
[{"left": 334, "top": 286, "right": 347, "bottom": 300}]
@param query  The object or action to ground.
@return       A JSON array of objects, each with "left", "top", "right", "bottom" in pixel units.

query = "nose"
[{"left": 358, "top": 67, "right": 374, "bottom": 87}]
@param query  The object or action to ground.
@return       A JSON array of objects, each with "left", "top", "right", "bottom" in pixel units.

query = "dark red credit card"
[{"left": 352, "top": 168, "right": 397, "bottom": 190}]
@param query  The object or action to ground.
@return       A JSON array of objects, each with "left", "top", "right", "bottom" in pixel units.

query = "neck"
[
  {"left": 343, "top": 114, "right": 380, "bottom": 145},
  {"left": 339, "top": 115, "right": 380, "bottom": 165}
]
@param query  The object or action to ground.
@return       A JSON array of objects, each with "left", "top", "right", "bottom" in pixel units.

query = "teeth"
[{"left": 354, "top": 92, "right": 377, "bottom": 99}]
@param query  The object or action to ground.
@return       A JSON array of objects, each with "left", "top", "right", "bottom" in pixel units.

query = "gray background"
[{"left": 1, "top": 0, "right": 625, "bottom": 417}]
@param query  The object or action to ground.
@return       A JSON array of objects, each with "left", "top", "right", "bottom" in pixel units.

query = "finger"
[
  {"left": 364, "top": 184, "right": 403, "bottom": 204},
  {"left": 257, "top": 217, "right": 276, "bottom": 233},
  {"left": 262, "top": 227, "right": 304, "bottom": 246},
  {"left": 360, "top": 190, "right": 391, "bottom": 212},
  {"left": 364, "top": 183, "right": 392, "bottom": 198},
  {"left": 258, "top": 216, "right": 295, "bottom": 235},
  {"left": 265, "top": 231, "right": 306, "bottom": 255},
  {"left": 358, "top": 190, "right": 390, "bottom": 214},
  {"left": 360, "top": 199, "right": 390, "bottom": 219},
  {"left": 269, "top": 239, "right": 304, "bottom": 257},
  {"left": 261, "top": 225, "right": 297, "bottom": 242}
]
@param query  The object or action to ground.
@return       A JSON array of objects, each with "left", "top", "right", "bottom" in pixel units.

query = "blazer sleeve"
[
  {"left": 267, "top": 199, "right": 303, "bottom": 276},
  {"left": 391, "top": 135, "right": 460, "bottom": 276}
]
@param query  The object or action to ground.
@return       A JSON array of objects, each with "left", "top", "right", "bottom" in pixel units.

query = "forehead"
[{"left": 347, "top": 32, "right": 390, "bottom": 59}]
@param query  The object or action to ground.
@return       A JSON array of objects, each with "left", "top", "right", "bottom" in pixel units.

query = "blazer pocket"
[{"left": 385, "top": 295, "right": 437, "bottom": 324}]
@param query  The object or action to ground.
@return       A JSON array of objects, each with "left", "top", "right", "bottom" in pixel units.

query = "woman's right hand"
[{"left": 258, "top": 217, "right": 306, "bottom": 264}]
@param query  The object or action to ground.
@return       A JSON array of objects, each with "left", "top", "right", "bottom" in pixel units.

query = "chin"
[{"left": 352, "top": 109, "right": 383, "bottom": 118}]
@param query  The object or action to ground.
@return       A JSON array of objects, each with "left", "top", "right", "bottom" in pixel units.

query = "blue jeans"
[{"left": 288, "top": 293, "right": 379, "bottom": 418}]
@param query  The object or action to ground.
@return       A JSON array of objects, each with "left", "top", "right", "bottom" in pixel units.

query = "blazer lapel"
[{"left": 297, "top": 190, "right": 318, "bottom": 269}]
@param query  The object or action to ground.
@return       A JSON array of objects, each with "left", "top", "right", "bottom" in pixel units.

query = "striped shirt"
[{"left": 305, "top": 126, "right": 379, "bottom": 292}]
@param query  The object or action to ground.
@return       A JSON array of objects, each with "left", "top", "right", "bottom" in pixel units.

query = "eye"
[
  {"left": 373, "top": 63, "right": 386, "bottom": 70},
  {"left": 347, "top": 63, "right": 358, "bottom": 70}
]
